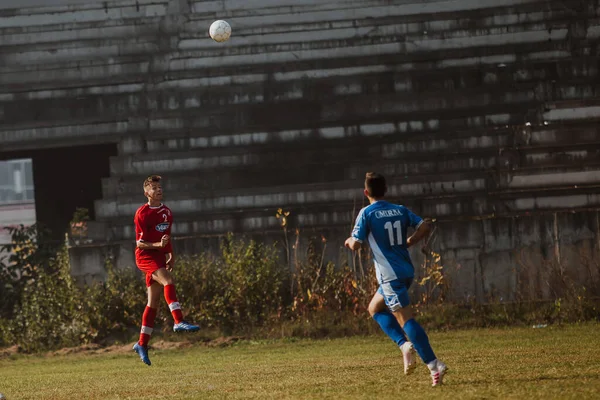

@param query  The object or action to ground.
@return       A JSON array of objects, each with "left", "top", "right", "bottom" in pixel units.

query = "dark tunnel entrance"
[{"left": 0, "top": 143, "right": 118, "bottom": 243}]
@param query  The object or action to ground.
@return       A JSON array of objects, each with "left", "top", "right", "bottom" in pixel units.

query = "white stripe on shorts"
[{"left": 381, "top": 281, "right": 402, "bottom": 312}]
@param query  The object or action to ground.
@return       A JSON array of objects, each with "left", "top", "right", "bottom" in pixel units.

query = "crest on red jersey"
[{"left": 156, "top": 223, "right": 170, "bottom": 232}]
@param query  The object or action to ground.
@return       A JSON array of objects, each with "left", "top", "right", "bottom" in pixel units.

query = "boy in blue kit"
[{"left": 345, "top": 172, "right": 447, "bottom": 387}]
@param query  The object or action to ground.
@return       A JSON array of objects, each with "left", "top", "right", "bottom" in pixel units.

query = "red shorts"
[{"left": 137, "top": 260, "right": 166, "bottom": 287}]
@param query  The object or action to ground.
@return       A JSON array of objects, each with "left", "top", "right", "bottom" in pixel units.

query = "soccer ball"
[{"left": 209, "top": 20, "right": 231, "bottom": 43}]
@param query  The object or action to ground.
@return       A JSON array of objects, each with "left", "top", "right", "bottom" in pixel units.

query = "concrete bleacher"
[{"left": 1, "top": 0, "right": 599, "bottom": 298}]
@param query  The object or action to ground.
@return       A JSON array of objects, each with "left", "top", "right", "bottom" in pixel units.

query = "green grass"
[{"left": 0, "top": 323, "right": 599, "bottom": 399}]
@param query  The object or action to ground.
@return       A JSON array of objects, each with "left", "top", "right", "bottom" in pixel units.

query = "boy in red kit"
[{"left": 132, "top": 175, "right": 199, "bottom": 366}]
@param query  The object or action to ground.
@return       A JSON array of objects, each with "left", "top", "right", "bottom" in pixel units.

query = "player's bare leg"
[
  {"left": 368, "top": 292, "right": 416, "bottom": 375},
  {"left": 394, "top": 306, "right": 447, "bottom": 387},
  {"left": 147, "top": 281, "right": 163, "bottom": 308},
  {"left": 151, "top": 268, "right": 199, "bottom": 332}
]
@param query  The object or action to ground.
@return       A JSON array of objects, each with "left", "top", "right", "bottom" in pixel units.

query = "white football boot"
[
  {"left": 400, "top": 341, "right": 417, "bottom": 375},
  {"left": 429, "top": 359, "right": 448, "bottom": 387}
]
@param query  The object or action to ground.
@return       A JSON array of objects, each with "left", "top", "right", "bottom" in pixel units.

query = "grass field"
[{"left": 0, "top": 323, "right": 599, "bottom": 400}]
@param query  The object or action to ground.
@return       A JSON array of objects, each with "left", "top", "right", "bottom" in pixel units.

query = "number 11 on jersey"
[{"left": 384, "top": 220, "right": 403, "bottom": 246}]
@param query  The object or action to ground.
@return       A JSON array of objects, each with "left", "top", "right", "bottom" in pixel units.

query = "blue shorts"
[{"left": 377, "top": 278, "right": 413, "bottom": 312}]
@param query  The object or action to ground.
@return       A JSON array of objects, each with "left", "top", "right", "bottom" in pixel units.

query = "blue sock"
[
  {"left": 403, "top": 318, "right": 436, "bottom": 364},
  {"left": 373, "top": 311, "right": 407, "bottom": 347}
]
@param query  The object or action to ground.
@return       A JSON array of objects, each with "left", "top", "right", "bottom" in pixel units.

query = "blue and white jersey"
[{"left": 351, "top": 201, "right": 423, "bottom": 283}]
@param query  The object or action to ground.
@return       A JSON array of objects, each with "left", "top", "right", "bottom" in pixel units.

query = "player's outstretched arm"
[{"left": 406, "top": 221, "right": 431, "bottom": 248}]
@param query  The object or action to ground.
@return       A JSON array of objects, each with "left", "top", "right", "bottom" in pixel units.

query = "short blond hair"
[{"left": 143, "top": 175, "right": 161, "bottom": 192}]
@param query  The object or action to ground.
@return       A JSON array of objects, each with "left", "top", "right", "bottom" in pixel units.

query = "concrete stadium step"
[
  {"left": 101, "top": 160, "right": 600, "bottom": 204},
  {"left": 0, "top": 40, "right": 161, "bottom": 66},
  {"left": 543, "top": 100, "right": 600, "bottom": 123},
  {"left": 107, "top": 133, "right": 600, "bottom": 177},
  {"left": 1, "top": 0, "right": 575, "bottom": 46},
  {"left": 1, "top": 0, "right": 573, "bottom": 47},
  {"left": 0, "top": 33, "right": 591, "bottom": 91},
  {"left": 0, "top": 0, "right": 591, "bottom": 69},
  {"left": 100, "top": 185, "right": 600, "bottom": 239},
  {"left": 176, "top": 16, "right": 596, "bottom": 56},
  {"left": 6, "top": 57, "right": 597, "bottom": 119},
  {"left": 1, "top": 88, "right": 597, "bottom": 153},
  {"left": 0, "top": 0, "right": 577, "bottom": 52},
  {"left": 99, "top": 179, "right": 600, "bottom": 226},
  {"left": 139, "top": 121, "right": 516, "bottom": 155},
  {"left": 96, "top": 158, "right": 600, "bottom": 220},
  {"left": 133, "top": 80, "right": 595, "bottom": 124},
  {"left": 3, "top": 11, "right": 580, "bottom": 66},
  {"left": 0, "top": 18, "right": 162, "bottom": 46},
  {"left": 500, "top": 169, "right": 600, "bottom": 192},
  {"left": 0, "top": 0, "right": 559, "bottom": 32},
  {"left": 0, "top": 108, "right": 520, "bottom": 152},
  {"left": 3, "top": 56, "right": 596, "bottom": 124},
  {"left": 0, "top": 91, "right": 531, "bottom": 150},
  {"left": 0, "top": 118, "right": 129, "bottom": 151},
  {"left": 0, "top": 0, "right": 169, "bottom": 29},
  {"left": 1, "top": 0, "right": 552, "bottom": 50},
  {"left": 2, "top": 54, "right": 595, "bottom": 103},
  {"left": 186, "top": 0, "right": 580, "bottom": 36},
  {"left": 167, "top": 26, "right": 588, "bottom": 72},
  {"left": 135, "top": 103, "right": 600, "bottom": 155},
  {"left": 5, "top": 76, "right": 594, "bottom": 131},
  {"left": 101, "top": 160, "right": 600, "bottom": 199},
  {"left": 0, "top": 100, "right": 518, "bottom": 150},
  {"left": 188, "top": 0, "right": 548, "bottom": 18},
  {"left": 101, "top": 169, "right": 489, "bottom": 198},
  {"left": 1, "top": 68, "right": 597, "bottom": 131},
  {"left": 124, "top": 87, "right": 597, "bottom": 143},
  {"left": 0, "top": 33, "right": 585, "bottom": 85},
  {"left": 115, "top": 120, "right": 599, "bottom": 175},
  {"left": 0, "top": 0, "right": 594, "bottom": 79}
]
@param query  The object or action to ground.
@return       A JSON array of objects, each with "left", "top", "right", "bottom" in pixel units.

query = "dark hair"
[
  {"left": 365, "top": 172, "right": 387, "bottom": 198},
  {"left": 143, "top": 175, "right": 161, "bottom": 191}
]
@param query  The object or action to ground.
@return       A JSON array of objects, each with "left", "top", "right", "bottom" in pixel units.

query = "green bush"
[
  {"left": 82, "top": 262, "right": 146, "bottom": 344},
  {"left": 1, "top": 224, "right": 599, "bottom": 353},
  {"left": 288, "top": 235, "right": 375, "bottom": 319},
  {"left": 7, "top": 248, "right": 90, "bottom": 352},
  {"left": 0, "top": 224, "right": 86, "bottom": 351},
  {"left": 0, "top": 224, "right": 57, "bottom": 324},
  {"left": 174, "top": 234, "right": 285, "bottom": 334}
]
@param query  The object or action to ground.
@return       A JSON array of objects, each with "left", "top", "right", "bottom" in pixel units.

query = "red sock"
[
  {"left": 164, "top": 284, "right": 183, "bottom": 324},
  {"left": 138, "top": 306, "right": 157, "bottom": 347}
]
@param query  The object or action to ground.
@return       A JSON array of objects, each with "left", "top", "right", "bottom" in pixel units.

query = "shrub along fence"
[{"left": 0, "top": 224, "right": 598, "bottom": 353}]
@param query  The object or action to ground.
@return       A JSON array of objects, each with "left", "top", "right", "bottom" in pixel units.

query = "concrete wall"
[
  {"left": 0, "top": 203, "right": 36, "bottom": 244},
  {"left": 1, "top": 0, "right": 599, "bottom": 300}
]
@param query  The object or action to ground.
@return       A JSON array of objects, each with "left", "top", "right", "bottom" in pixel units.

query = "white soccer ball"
[{"left": 209, "top": 20, "right": 231, "bottom": 43}]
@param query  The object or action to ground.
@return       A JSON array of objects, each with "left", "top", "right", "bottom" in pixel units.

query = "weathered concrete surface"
[
  {"left": 0, "top": 0, "right": 599, "bottom": 300},
  {"left": 68, "top": 208, "right": 600, "bottom": 302}
]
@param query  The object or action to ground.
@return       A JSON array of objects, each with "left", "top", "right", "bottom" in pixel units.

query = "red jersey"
[{"left": 134, "top": 203, "right": 173, "bottom": 267}]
